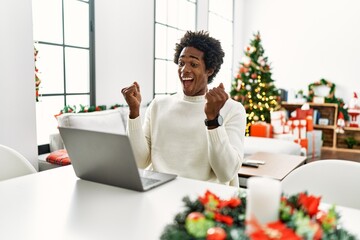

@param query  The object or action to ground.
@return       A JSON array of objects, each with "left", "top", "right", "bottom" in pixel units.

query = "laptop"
[{"left": 58, "top": 127, "right": 177, "bottom": 191}]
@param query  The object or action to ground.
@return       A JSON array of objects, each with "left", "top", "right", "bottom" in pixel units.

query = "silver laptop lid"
[{"left": 58, "top": 127, "right": 176, "bottom": 191}]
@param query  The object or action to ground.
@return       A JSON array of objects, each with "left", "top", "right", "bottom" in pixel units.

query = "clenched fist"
[
  {"left": 121, "top": 81, "right": 142, "bottom": 119},
  {"left": 204, "top": 83, "right": 228, "bottom": 120}
]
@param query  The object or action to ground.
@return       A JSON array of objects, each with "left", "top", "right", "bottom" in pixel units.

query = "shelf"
[
  {"left": 281, "top": 102, "right": 338, "bottom": 126},
  {"left": 329, "top": 147, "right": 360, "bottom": 153},
  {"left": 281, "top": 102, "right": 338, "bottom": 108},
  {"left": 281, "top": 102, "right": 360, "bottom": 153},
  {"left": 343, "top": 127, "right": 360, "bottom": 132},
  {"left": 281, "top": 102, "right": 338, "bottom": 150},
  {"left": 314, "top": 125, "right": 336, "bottom": 130},
  {"left": 321, "top": 146, "right": 337, "bottom": 150}
]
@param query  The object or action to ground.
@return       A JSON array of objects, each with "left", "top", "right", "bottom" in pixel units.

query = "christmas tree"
[{"left": 230, "top": 32, "right": 280, "bottom": 136}]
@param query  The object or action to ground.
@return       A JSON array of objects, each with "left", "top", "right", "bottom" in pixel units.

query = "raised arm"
[{"left": 205, "top": 83, "right": 246, "bottom": 184}]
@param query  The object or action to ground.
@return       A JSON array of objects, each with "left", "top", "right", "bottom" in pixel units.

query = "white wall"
[
  {"left": 233, "top": 0, "right": 245, "bottom": 77},
  {"left": 197, "top": 0, "right": 209, "bottom": 30},
  {"left": 0, "top": 0, "right": 38, "bottom": 169},
  {"left": 239, "top": 0, "right": 360, "bottom": 103},
  {"left": 94, "top": 0, "right": 155, "bottom": 106},
  {"left": 96, "top": 0, "right": 360, "bottom": 105}
]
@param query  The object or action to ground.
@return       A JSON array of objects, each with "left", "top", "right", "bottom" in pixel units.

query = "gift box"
[
  {"left": 292, "top": 120, "right": 300, "bottom": 140},
  {"left": 296, "top": 108, "right": 313, "bottom": 119},
  {"left": 306, "top": 130, "right": 323, "bottom": 159},
  {"left": 271, "top": 110, "right": 287, "bottom": 129},
  {"left": 291, "top": 108, "right": 314, "bottom": 131},
  {"left": 250, "top": 122, "right": 273, "bottom": 138},
  {"left": 294, "top": 138, "right": 308, "bottom": 150},
  {"left": 299, "top": 119, "right": 307, "bottom": 139},
  {"left": 273, "top": 125, "right": 284, "bottom": 134}
]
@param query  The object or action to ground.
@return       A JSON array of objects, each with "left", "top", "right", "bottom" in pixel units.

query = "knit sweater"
[{"left": 127, "top": 93, "right": 246, "bottom": 186}]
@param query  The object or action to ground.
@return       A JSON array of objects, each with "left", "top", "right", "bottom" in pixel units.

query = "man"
[{"left": 121, "top": 30, "right": 246, "bottom": 186}]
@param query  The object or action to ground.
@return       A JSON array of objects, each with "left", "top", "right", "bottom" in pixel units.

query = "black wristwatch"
[{"left": 204, "top": 114, "right": 223, "bottom": 127}]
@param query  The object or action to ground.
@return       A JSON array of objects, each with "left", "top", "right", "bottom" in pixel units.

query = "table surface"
[
  {"left": 0, "top": 166, "right": 359, "bottom": 239},
  {"left": 239, "top": 151, "right": 307, "bottom": 180}
]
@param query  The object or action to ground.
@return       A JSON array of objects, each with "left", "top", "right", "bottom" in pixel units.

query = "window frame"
[
  {"left": 153, "top": 0, "right": 197, "bottom": 98},
  {"left": 34, "top": 0, "right": 95, "bottom": 154}
]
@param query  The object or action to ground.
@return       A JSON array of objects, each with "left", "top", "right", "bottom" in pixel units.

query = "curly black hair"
[{"left": 173, "top": 30, "right": 225, "bottom": 84}]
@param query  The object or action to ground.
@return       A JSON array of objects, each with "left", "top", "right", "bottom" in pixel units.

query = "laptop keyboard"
[{"left": 141, "top": 177, "right": 160, "bottom": 186}]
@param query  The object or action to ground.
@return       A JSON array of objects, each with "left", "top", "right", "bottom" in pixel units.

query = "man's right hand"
[{"left": 121, "top": 82, "right": 142, "bottom": 119}]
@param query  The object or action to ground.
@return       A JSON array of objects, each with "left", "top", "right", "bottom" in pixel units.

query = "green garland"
[
  {"left": 54, "top": 103, "right": 127, "bottom": 117},
  {"left": 160, "top": 190, "right": 356, "bottom": 240},
  {"left": 307, "top": 78, "right": 335, "bottom": 103},
  {"left": 307, "top": 79, "right": 349, "bottom": 121}
]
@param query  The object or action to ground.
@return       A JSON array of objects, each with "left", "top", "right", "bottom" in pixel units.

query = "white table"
[
  {"left": 0, "top": 166, "right": 359, "bottom": 239},
  {"left": 239, "top": 152, "right": 307, "bottom": 187}
]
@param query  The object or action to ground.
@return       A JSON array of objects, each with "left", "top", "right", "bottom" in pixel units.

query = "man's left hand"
[{"left": 204, "top": 83, "right": 229, "bottom": 120}]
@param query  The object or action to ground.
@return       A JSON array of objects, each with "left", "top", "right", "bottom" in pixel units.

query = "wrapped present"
[
  {"left": 299, "top": 119, "right": 307, "bottom": 139},
  {"left": 292, "top": 120, "right": 300, "bottom": 140},
  {"left": 273, "top": 125, "right": 284, "bottom": 134},
  {"left": 294, "top": 138, "right": 308, "bottom": 150},
  {"left": 271, "top": 110, "right": 287, "bottom": 128},
  {"left": 295, "top": 108, "right": 313, "bottom": 119},
  {"left": 284, "top": 120, "right": 292, "bottom": 134},
  {"left": 250, "top": 122, "right": 273, "bottom": 138},
  {"left": 290, "top": 106, "right": 314, "bottom": 131},
  {"left": 306, "top": 115, "right": 314, "bottom": 131},
  {"left": 307, "top": 130, "right": 323, "bottom": 159}
]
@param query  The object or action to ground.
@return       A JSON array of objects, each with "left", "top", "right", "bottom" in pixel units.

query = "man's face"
[{"left": 177, "top": 47, "right": 213, "bottom": 96}]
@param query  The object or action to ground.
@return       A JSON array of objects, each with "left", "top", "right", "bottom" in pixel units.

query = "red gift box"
[
  {"left": 250, "top": 122, "right": 273, "bottom": 138},
  {"left": 291, "top": 108, "right": 314, "bottom": 132},
  {"left": 294, "top": 138, "right": 308, "bottom": 150},
  {"left": 296, "top": 108, "right": 313, "bottom": 119},
  {"left": 295, "top": 108, "right": 314, "bottom": 131}
]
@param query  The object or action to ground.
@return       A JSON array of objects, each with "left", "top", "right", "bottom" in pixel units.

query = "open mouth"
[{"left": 182, "top": 77, "right": 194, "bottom": 88}]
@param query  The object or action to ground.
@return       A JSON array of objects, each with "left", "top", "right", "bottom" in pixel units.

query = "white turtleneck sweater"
[{"left": 127, "top": 93, "right": 246, "bottom": 187}]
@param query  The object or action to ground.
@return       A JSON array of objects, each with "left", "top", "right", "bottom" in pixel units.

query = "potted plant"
[{"left": 344, "top": 136, "right": 358, "bottom": 149}]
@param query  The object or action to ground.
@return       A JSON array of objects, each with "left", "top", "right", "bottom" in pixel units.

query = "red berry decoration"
[{"left": 206, "top": 227, "right": 226, "bottom": 240}]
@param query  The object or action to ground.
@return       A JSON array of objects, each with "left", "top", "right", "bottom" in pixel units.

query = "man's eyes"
[{"left": 178, "top": 61, "right": 198, "bottom": 67}]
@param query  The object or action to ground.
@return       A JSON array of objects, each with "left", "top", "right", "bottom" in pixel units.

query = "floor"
[{"left": 310, "top": 148, "right": 360, "bottom": 163}]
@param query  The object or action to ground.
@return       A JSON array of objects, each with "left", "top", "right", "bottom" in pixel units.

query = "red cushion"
[{"left": 46, "top": 149, "right": 71, "bottom": 166}]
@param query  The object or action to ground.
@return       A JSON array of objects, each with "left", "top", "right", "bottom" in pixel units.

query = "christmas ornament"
[
  {"left": 206, "top": 227, "right": 227, "bottom": 240},
  {"left": 336, "top": 111, "right": 345, "bottom": 134},
  {"left": 348, "top": 92, "right": 360, "bottom": 128}
]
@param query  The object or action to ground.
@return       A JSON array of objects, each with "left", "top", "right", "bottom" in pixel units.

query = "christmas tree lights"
[{"left": 230, "top": 32, "right": 280, "bottom": 135}]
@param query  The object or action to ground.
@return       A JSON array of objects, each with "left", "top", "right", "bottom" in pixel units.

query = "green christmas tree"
[{"left": 230, "top": 32, "right": 280, "bottom": 136}]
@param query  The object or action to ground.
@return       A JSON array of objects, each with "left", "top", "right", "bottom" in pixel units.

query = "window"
[
  {"left": 208, "top": 0, "right": 234, "bottom": 92},
  {"left": 154, "top": 0, "right": 234, "bottom": 96},
  {"left": 154, "top": 0, "right": 197, "bottom": 97},
  {"left": 32, "top": 0, "right": 95, "bottom": 149}
]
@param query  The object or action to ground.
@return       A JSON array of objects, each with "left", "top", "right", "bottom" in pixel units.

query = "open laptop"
[{"left": 58, "top": 127, "right": 177, "bottom": 191}]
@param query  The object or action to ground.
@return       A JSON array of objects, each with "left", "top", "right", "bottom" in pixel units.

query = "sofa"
[{"left": 39, "top": 107, "right": 301, "bottom": 170}]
